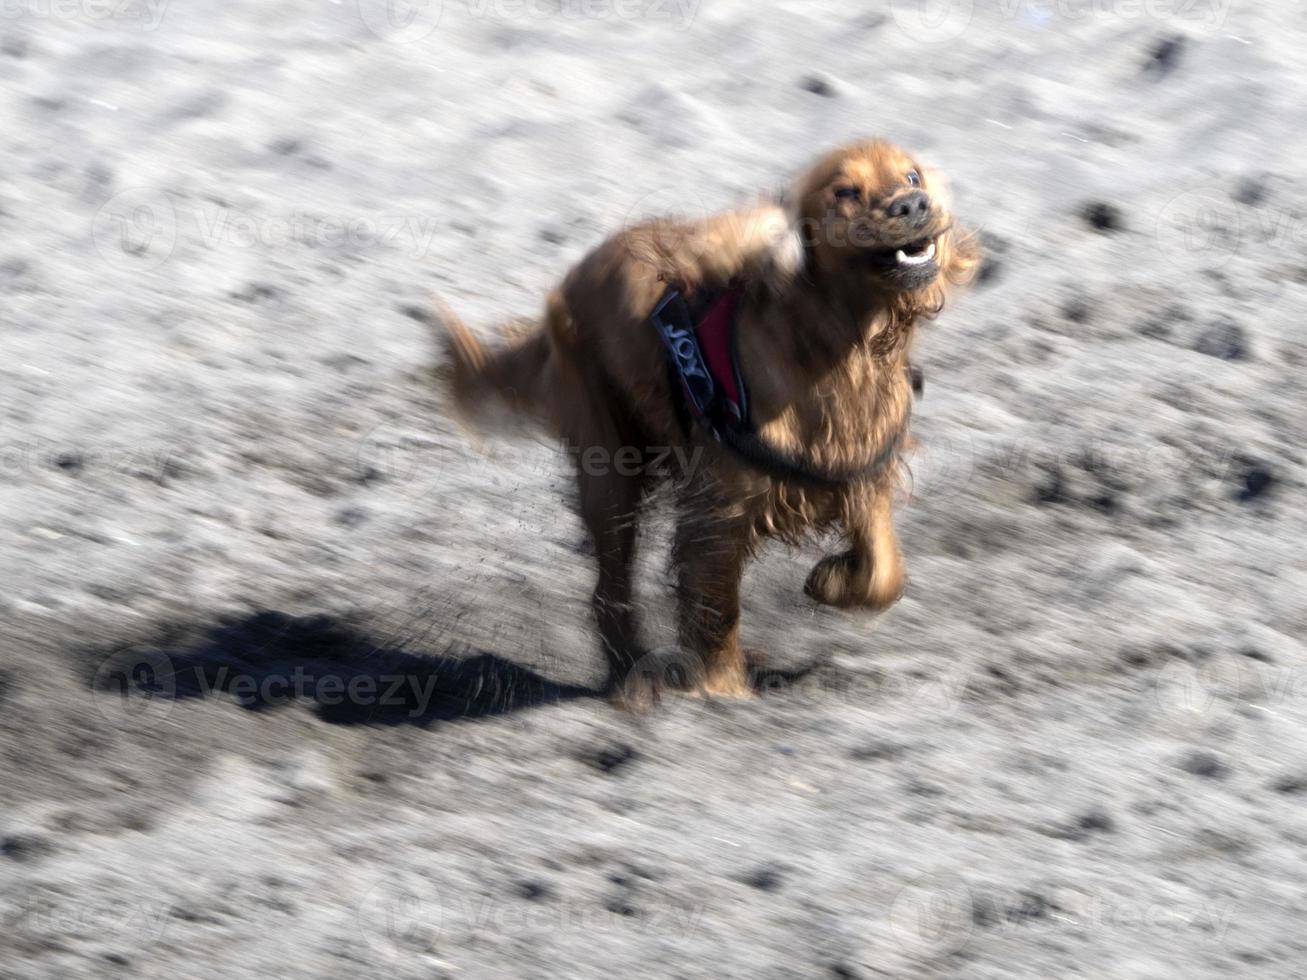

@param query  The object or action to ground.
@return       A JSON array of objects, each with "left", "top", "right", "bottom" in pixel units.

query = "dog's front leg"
[
  {"left": 673, "top": 506, "right": 753, "bottom": 698},
  {"left": 804, "top": 483, "right": 905, "bottom": 611}
]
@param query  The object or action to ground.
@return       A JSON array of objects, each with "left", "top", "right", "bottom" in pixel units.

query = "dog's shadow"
[
  {"left": 86, "top": 609, "right": 823, "bottom": 727},
  {"left": 86, "top": 610, "right": 597, "bottom": 727}
]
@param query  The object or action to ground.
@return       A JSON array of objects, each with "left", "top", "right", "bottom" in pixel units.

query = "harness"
[{"left": 650, "top": 283, "right": 917, "bottom": 487}]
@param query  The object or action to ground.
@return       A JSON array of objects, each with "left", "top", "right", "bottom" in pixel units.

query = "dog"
[{"left": 439, "top": 139, "right": 977, "bottom": 708}]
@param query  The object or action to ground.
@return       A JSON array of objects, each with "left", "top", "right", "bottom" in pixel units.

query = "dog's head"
[{"left": 789, "top": 140, "right": 977, "bottom": 315}]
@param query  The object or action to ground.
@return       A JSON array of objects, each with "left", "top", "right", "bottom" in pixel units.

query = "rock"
[
  {"left": 584, "top": 743, "right": 637, "bottom": 774},
  {"left": 333, "top": 506, "right": 368, "bottom": 527},
  {"left": 1233, "top": 176, "right": 1266, "bottom": 206},
  {"left": 799, "top": 74, "right": 838, "bottom": 98},
  {"left": 742, "top": 865, "right": 785, "bottom": 891},
  {"left": 1077, "top": 807, "right": 1116, "bottom": 834},
  {"left": 515, "top": 879, "right": 553, "bottom": 901},
  {"left": 1236, "top": 465, "right": 1273, "bottom": 502},
  {"left": 1144, "top": 36, "right": 1185, "bottom": 78},
  {"left": 1178, "top": 751, "right": 1228, "bottom": 779},
  {"left": 1083, "top": 202, "right": 1123, "bottom": 232},
  {"left": 1194, "top": 317, "right": 1249, "bottom": 360},
  {"left": 1, "top": 833, "right": 54, "bottom": 862}
]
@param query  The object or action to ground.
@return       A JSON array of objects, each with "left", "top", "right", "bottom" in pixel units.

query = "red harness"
[{"left": 694, "top": 286, "right": 746, "bottom": 422}]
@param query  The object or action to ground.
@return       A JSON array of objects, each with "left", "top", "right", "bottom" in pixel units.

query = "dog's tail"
[{"left": 433, "top": 294, "right": 570, "bottom": 433}]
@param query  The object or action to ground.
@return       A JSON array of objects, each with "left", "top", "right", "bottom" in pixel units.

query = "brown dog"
[{"left": 440, "top": 139, "right": 977, "bottom": 707}]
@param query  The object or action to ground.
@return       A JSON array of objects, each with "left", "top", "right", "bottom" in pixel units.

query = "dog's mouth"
[
  {"left": 859, "top": 237, "right": 940, "bottom": 286},
  {"left": 890, "top": 239, "right": 936, "bottom": 267}
]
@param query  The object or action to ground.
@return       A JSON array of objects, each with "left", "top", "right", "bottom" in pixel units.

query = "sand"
[{"left": 2, "top": 0, "right": 1305, "bottom": 977}]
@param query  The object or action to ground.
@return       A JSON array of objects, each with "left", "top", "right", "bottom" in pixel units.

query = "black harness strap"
[{"left": 651, "top": 284, "right": 909, "bottom": 488}]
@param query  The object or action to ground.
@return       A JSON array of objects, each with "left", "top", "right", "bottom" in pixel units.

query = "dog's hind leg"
[
  {"left": 672, "top": 501, "right": 753, "bottom": 699},
  {"left": 564, "top": 393, "right": 654, "bottom": 707}
]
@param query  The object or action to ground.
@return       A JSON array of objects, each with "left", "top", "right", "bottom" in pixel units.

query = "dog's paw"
[
  {"left": 607, "top": 648, "right": 702, "bottom": 712},
  {"left": 697, "top": 661, "right": 754, "bottom": 700},
  {"left": 804, "top": 551, "right": 903, "bottom": 611},
  {"left": 608, "top": 678, "right": 659, "bottom": 714}
]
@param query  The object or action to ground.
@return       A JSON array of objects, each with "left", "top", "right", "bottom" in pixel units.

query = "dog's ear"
[
  {"left": 738, "top": 199, "right": 805, "bottom": 289},
  {"left": 637, "top": 201, "right": 804, "bottom": 294}
]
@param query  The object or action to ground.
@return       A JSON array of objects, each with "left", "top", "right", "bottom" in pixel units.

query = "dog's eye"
[
  {"left": 906, "top": 169, "right": 921, "bottom": 187},
  {"left": 834, "top": 187, "right": 861, "bottom": 202}
]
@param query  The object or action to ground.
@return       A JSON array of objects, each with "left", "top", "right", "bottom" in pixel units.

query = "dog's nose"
[{"left": 887, "top": 191, "right": 931, "bottom": 224}]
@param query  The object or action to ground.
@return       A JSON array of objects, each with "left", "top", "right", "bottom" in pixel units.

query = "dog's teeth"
[{"left": 895, "top": 241, "right": 936, "bottom": 267}]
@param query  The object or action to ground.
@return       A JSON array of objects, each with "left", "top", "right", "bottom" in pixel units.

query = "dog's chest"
[{"left": 762, "top": 349, "right": 911, "bottom": 472}]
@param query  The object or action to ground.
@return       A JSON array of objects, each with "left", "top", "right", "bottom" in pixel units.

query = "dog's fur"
[{"left": 439, "top": 140, "right": 977, "bottom": 707}]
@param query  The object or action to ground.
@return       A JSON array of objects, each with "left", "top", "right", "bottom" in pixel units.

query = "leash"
[{"left": 650, "top": 283, "right": 911, "bottom": 488}]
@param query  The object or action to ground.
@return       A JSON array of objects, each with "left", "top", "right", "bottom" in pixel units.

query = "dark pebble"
[
  {"left": 1233, "top": 176, "right": 1266, "bottom": 207},
  {"left": 1236, "top": 466, "right": 1273, "bottom": 503},
  {"left": 743, "top": 865, "right": 785, "bottom": 892},
  {"left": 1083, "top": 202, "right": 1123, "bottom": 232},
  {"left": 1194, "top": 317, "right": 1249, "bottom": 360},
  {"left": 588, "top": 743, "right": 637, "bottom": 774},
  {"left": 1, "top": 834, "right": 54, "bottom": 862},
  {"left": 333, "top": 507, "right": 368, "bottom": 527},
  {"left": 399, "top": 303, "right": 434, "bottom": 325},
  {"left": 54, "top": 452, "right": 85, "bottom": 474},
  {"left": 799, "top": 75, "right": 837, "bottom": 97},
  {"left": 516, "top": 879, "right": 552, "bottom": 901},
  {"left": 1077, "top": 808, "right": 1116, "bottom": 833},
  {"left": 1179, "top": 751, "right": 1228, "bottom": 779},
  {"left": 1061, "top": 295, "right": 1093, "bottom": 324},
  {"left": 232, "top": 283, "right": 282, "bottom": 304},
  {"left": 1145, "top": 35, "right": 1185, "bottom": 77}
]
